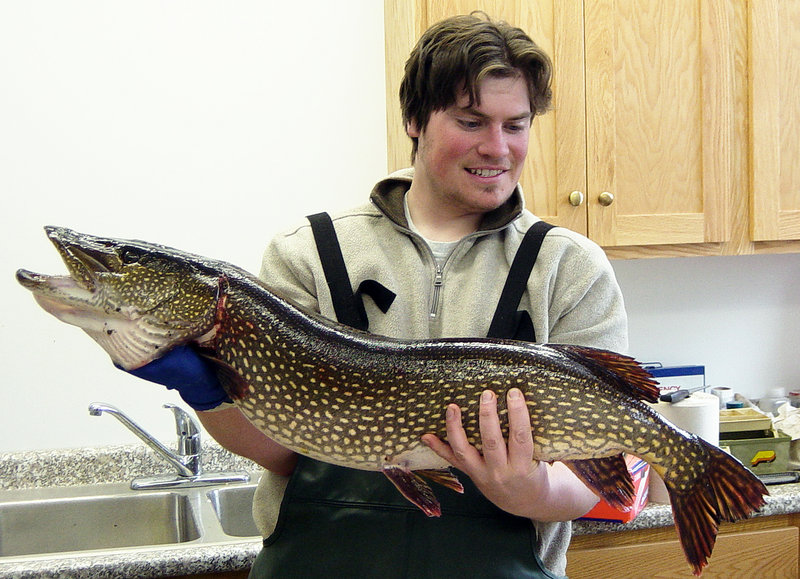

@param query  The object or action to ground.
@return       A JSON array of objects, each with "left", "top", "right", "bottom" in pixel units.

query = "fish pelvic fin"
[
  {"left": 666, "top": 440, "right": 768, "bottom": 576},
  {"left": 565, "top": 454, "right": 635, "bottom": 510},
  {"left": 381, "top": 465, "right": 442, "bottom": 517},
  {"left": 416, "top": 468, "right": 465, "bottom": 494},
  {"left": 549, "top": 344, "right": 660, "bottom": 403}
]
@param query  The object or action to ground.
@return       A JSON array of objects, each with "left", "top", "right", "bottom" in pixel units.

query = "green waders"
[
  {"left": 249, "top": 457, "right": 560, "bottom": 578},
  {"left": 248, "top": 215, "right": 560, "bottom": 578}
]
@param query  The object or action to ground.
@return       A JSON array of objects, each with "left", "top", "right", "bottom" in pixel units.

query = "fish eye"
[{"left": 120, "top": 249, "right": 142, "bottom": 264}]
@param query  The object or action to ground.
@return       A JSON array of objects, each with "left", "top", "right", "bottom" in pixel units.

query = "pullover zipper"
[
  {"left": 385, "top": 203, "right": 518, "bottom": 327},
  {"left": 430, "top": 266, "right": 444, "bottom": 320}
]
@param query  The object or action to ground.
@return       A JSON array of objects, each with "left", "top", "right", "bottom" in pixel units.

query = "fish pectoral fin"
[
  {"left": 382, "top": 465, "right": 442, "bottom": 517},
  {"left": 565, "top": 454, "right": 635, "bottom": 510},
  {"left": 197, "top": 350, "right": 250, "bottom": 400},
  {"left": 416, "top": 468, "right": 465, "bottom": 494}
]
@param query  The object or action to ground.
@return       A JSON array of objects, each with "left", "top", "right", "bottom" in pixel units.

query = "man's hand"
[
  {"left": 422, "top": 388, "right": 599, "bottom": 521},
  {"left": 422, "top": 388, "right": 541, "bottom": 516}
]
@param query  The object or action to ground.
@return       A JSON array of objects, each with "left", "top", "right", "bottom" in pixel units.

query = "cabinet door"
[
  {"left": 567, "top": 526, "right": 798, "bottom": 578},
  {"left": 750, "top": 0, "right": 800, "bottom": 241},
  {"left": 385, "top": 0, "right": 738, "bottom": 248},
  {"left": 584, "top": 0, "right": 735, "bottom": 247},
  {"left": 385, "top": 0, "right": 589, "bottom": 234}
]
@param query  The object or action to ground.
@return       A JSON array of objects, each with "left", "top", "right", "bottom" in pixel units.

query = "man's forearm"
[{"left": 196, "top": 406, "right": 297, "bottom": 476}]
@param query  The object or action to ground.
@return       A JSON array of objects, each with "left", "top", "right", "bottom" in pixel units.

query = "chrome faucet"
[{"left": 89, "top": 402, "right": 249, "bottom": 489}]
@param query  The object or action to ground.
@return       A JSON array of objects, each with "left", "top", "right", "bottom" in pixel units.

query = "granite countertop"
[
  {"left": 572, "top": 479, "right": 800, "bottom": 536},
  {"left": 2, "top": 445, "right": 800, "bottom": 578},
  {"left": 0, "top": 443, "right": 263, "bottom": 579}
]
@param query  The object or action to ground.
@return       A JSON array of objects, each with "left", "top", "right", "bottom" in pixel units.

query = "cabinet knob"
[
  {"left": 568, "top": 191, "right": 585, "bottom": 207},
  {"left": 598, "top": 191, "right": 615, "bottom": 206}
]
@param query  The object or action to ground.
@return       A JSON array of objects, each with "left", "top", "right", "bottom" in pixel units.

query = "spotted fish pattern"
[{"left": 17, "top": 226, "right": 768, "bottom": 576}]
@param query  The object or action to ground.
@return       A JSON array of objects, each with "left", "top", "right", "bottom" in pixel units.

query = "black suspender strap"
[
  {"left": 307, "top": 212, "right": 367, "bottom": 330},
  {"left": 486, "top": 220, "right": 556, "bottom": 342},
  {"left": 308, "top": 211, "right": 547, "bottom": 339},
  {"left": 306, "top": 212, "right": 395, "bottom": 331}
]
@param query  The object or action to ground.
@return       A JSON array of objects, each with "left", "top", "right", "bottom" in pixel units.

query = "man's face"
[{"left": 407, "top": 74, "right": 532, "bottom": 219}]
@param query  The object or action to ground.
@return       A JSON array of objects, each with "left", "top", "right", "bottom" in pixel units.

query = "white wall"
[
  {"left": 613, "top": 253, "right": 800, "bottom": 398},
  {"left": 1, "top": 1, "right": 388, "bottom": 451},
  {"left": 1, "top": 2, "right": 798, "bottom": 453}
]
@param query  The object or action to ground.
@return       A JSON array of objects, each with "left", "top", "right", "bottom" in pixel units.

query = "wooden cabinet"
[
  {"left": 750, "top": 0, "right": 800, "bottom": 243},
  {"left": 384, "top": 0, "right": 800, "bottom": 257},
  {"left": 582, "top": 0, "right": 735, "bottom": 249},
  {"left": 384, "top": 0, "right": 590, "bottom": 236},
  {"left": 567, "top": 514, "right": 800, "bottom": 578}
]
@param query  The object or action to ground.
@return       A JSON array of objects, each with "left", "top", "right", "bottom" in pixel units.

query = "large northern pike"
[{"left": 17, "top": 226, "right": 766, "bottom": 575}]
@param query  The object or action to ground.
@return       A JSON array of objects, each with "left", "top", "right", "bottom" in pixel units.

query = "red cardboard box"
[{"left": 579, "top": 454, "right": 650, "bottom": 523}]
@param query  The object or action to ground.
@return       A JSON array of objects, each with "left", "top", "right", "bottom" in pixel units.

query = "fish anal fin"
[
  {"left": 549, "top": 344, "right": 660, "bottom": 403},
  {"left": 666, "top": 441, "right": 768, "bottom": 576},
  {"left": 382, "top": 465, "right": 441, "bottom": 517},
  {"left": 565, "top": 454, "right": 635, "bottom": 510},
  {"left": 416, "top": 468, "right": 465, "bottom": 494}
]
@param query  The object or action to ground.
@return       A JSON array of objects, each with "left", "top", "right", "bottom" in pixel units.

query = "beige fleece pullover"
[{"left": 252, "top": 168, "right": 629, "bottom": 576}]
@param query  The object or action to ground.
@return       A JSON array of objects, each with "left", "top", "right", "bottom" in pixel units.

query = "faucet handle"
[
  {"left": 164, "top": 404, "right": 200, "bottom": 438},
  {"left": 164, "top": 404, "right": 201, "bottom": 462}
]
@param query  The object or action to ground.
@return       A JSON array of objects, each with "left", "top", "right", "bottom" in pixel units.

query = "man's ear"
[{"left": 406, "top": 118, "right": 421, "bottom": 138}]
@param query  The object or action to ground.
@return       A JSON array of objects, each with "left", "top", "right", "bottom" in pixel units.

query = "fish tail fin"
[{"left": 664, "top": 440, "right": 768, "bottom": 576}]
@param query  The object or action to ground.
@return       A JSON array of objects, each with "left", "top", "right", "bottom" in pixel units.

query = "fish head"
[{"left": 17, "top": 226, "right": 222, "bottom": 370}]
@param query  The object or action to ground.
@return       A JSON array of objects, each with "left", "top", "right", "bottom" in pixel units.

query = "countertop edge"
[
  {"left": 3, "top": 446, "right": 799, "bottom": 577},
  {"left": 572, "top": 480, "right": 800, "bottom": 536},
  {"left": 0, "top": 541, "right": 262, "bottom": 579}
]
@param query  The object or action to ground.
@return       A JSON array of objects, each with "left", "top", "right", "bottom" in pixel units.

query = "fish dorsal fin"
[{"left": 549, "top": 344, "right": 660, "bottom": 403}]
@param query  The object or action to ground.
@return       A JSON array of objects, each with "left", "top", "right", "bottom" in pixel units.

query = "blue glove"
[{"left": 123, "top": 345, "right": 232, "bottom": 411}]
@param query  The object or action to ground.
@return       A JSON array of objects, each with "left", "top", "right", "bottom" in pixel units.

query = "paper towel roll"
[{"left": 647, "top": 391, "right": 720, "bottom": 503}]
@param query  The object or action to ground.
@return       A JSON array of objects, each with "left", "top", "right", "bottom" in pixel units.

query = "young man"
[{"left": 134, "top": 14, "right": 627, "bottom": 577}]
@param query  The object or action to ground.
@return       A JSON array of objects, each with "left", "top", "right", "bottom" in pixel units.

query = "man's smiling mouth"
[{"left": 467, "top": 168, "right": 505, "bottom": 177}]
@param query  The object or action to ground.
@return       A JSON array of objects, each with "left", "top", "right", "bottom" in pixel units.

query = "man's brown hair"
[{"left": 399, "top": 13, "right": 553, "bottom": 162}]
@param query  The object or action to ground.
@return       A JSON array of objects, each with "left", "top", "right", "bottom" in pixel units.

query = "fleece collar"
[{"left": 369, "top": 168, "right": 524, "bottom": 232}]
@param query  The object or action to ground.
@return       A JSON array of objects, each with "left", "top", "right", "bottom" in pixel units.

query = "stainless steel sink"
[
  {"left": 206, "top": 484, "right": 259, "bottom": 537},
  {"left": 0, "top": 476, "right": 262, "bottom": 564},
  {"left": 0, "top": 491, "right": 200, "bottom": 557}
]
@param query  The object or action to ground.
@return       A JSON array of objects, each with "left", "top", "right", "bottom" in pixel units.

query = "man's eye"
[
  {"left": 505, "top": 123, "right": 527, "bottom": 133},
  {"left": 458, "top": 119, "right": 481, "bottom": 129}
]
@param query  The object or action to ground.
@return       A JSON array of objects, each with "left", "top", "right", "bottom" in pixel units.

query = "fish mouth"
[
  {"left": 15, "top": 226, "right": 128, "bottom": 332},
  {"left": 16, "top": 226, "right": 198, "bottom": 370},
  {"left": 17, "top": 226, "right": 117, "bottom": 293}
]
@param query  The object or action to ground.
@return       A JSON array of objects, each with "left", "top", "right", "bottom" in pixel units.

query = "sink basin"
[
  {"left": 206, "top": 484, "right": 259, "bottom": 537},
  {"left": 0, "top": 492, "right": 200, "bottom": 557}
]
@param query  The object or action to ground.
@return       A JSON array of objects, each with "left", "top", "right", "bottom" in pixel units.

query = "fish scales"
[
  {"left": 216, "top": 284, "right": 628, "bottom": 469},
  {"left": 17, "top": 226, "right": 768, "bottom": 576}
]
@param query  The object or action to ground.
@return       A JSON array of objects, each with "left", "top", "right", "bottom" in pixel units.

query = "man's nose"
[{"left": 477, "top": 125, "right": 510, "bottom": 158}]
